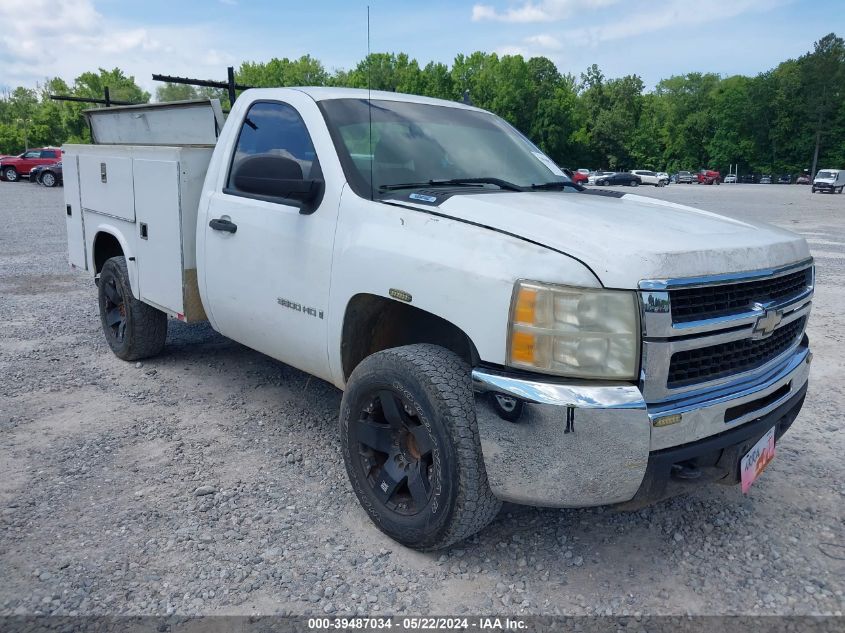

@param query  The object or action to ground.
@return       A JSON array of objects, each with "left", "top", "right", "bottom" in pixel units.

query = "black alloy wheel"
[
  {"left": 352, "top": 389, "right": 435, "bottom": 515},
  {"left": 97, "top": 256, "right": 167, "bottom": 360},
  {"left": 340, "top": 345, "right": 501, "bottom": 550}
]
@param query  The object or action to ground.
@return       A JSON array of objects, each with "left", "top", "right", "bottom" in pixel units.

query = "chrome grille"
[
  {"left": 639, "top": 260, "right": 813, "bottom": 403},
  {"left": 670, "top": 267, "right": 812, "bottom": 323},
  {"left": 667, "top": 317, "right": 806, "bottom": 388}
]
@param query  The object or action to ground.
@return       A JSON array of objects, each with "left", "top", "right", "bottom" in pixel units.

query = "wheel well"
[
  {"left": 93, "top": 232, "right": 124, "bottom": 273},
  {"left": 341, "top": 293, "right": 480, "bottom": 381}
]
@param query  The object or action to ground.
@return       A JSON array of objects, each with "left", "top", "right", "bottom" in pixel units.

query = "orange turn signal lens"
[
  {"left": 510, "top": 331, "right": 535, "bottom": 364},
  {"left": 514, "top": 287, "right": 537, "bottom": 325}
]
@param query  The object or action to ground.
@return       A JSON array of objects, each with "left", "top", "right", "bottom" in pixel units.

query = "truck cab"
[{"left": 63, "top": 89, "right": 814, "bottom": 550}]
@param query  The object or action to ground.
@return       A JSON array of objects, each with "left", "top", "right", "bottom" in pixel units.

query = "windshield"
[
  {"left": 817, "top": 171, "right": 836, "bottom": 179},
  {"left": 319, "top": 98, "right": 571, "bottom": 198}
]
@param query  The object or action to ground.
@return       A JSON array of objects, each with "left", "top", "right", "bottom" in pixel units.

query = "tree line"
[{"left": 2, "top": 33, "right": 843, "bottom": 176}]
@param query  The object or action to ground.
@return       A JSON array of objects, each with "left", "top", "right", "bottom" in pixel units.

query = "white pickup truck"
[{"left": 63, "top": 89, "right": 814, "bottom": 550}]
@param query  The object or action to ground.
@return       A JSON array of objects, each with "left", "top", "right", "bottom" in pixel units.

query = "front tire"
[
  {"left": 98, "top": 256, "right": 167, "bottom": 361},
  {"left": 340, "top": 344, "right": 501, "bottom": 550},
  {"left": 41, "top": 171, "right": 57, "bottom": 187},
  {"left": 2, "top": 167, "right": 18, "bottom": 182}
]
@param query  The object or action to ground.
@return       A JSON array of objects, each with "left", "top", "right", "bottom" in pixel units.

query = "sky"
[{"left": 1, "top": 0, "right": 843, "bottom": 96}]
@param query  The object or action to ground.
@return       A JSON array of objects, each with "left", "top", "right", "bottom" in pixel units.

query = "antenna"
[{"left": 367, "top": 5, "right": 374, "bottom": 201}]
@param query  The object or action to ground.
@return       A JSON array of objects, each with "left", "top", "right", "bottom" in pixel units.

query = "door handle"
[{"left": 209, "top": 218, "right": 237, "bottom": 233}]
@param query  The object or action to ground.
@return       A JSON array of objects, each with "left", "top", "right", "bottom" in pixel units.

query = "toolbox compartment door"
[
  {"left": 132, "top": 158, "right": 184, "bottom": 315},
  {"left": 78, "top": 154, "right": 135, "bottom": 222},
  {"left": 63, "top": 155, "right": 87, "bottom": 269}
]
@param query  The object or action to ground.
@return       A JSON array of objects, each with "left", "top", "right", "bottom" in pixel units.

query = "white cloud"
[
  {"left": 0, "top": 0, "right": 248, "bottom": 95},
  {"left": 561, "top": 0, "right": 789, "bottom": 46},
  {"left": 472, "top": 0, "right": 619, "bottom": 23},
  {"left": 524, "top": 34, "right": 562, "bottom": 50},
  {"left": 487, "top": 0, "right": 791, "bottom": 71}
]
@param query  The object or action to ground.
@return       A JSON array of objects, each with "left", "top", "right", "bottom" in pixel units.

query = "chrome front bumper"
[{"left": 472, "top": 343, "right": 812, "bottom": 508}]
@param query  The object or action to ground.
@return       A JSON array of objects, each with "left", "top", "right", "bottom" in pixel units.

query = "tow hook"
[{"left": 489, "top": 392, "right": 524, "bottom": 422}]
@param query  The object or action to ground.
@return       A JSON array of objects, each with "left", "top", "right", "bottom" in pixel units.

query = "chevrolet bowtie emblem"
[{"left": 752, "top": 308, "right": 783, "bottom": 339}]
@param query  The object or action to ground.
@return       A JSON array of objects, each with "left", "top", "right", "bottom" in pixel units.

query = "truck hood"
[{"left": 427, "top": 191, "right": 810, "bottom": 288}]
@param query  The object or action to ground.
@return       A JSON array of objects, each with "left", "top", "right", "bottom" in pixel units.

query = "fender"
[
  {"left": 89, "top": 223, "right": 140, "bottom": 301},
  {"left": 327, "top": 190, "right": 601, "bottom": 388}
]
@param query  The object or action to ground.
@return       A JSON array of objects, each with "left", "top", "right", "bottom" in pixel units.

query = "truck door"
[{"left": 202, "top": 99, "right": 340, "bottom": 382}]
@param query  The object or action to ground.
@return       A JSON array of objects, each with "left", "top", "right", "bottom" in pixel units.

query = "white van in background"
[{"left": 812, "top": 168, "right": 845, "bottom": 193}]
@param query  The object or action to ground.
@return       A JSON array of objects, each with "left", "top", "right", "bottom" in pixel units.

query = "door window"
[
  {"left": 226, "top": 101, "right": 319, "bottom": 193},
  {"left": 41, "top": 150, "right": 58, "bottom": 159},
  {"left": 23, "top": 151, "right": 40, "bottom": 159}
]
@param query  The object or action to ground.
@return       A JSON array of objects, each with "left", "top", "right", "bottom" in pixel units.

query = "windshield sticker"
[
  {"left": 531, "top": 151, "right": 566, "bottom": 177},
  {"left": 409, "top": 192, "right": 438, "bottom": 203}
]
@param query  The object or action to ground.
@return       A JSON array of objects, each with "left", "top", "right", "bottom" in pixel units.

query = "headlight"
[{"left": 507, "top": 280, "right": 640, "bottom": 380}]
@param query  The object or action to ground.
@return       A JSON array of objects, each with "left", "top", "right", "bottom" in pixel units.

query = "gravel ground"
[{"left": 0, "top": 181, "right": 843, "bottom": 617}]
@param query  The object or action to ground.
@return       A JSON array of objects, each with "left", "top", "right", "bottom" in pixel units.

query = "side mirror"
[{"left": 232, "top": 154, "right": 323, "bottom": 210}]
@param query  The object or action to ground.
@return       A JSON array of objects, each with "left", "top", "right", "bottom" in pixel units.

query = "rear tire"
[
  {"left": 98, "top": 256, "right": 167, "bottom": 361},
  {"left": 340, "top": 344, "right": 501, "bottom": 550},
  {"left": 2, "top": 167, "right": 18, "bottom": 182}
]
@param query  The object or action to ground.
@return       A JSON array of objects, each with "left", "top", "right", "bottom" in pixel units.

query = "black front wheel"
[
  {"left": 2, "top": 167, "right": 18, "bottom": 182},
  {"left": 98, "top": 256, "right": 167, "bottom": 360},
  {"left": 340, "top": 345, "right": 501, "bottom": 550},
  {"left": 41, "top": 171, "right": 57, "bottom": 187}
]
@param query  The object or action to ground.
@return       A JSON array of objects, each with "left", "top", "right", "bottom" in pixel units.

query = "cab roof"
[{"left": 243, "top": 87, "right": 484, "bottom": 112}]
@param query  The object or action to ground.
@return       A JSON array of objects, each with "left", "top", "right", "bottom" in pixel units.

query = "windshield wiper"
[
  {"left": 379, "top": 177, "right": 524, "bottom": 192},
  {"left": 530, "top": 181, "right": 583, "bottom": 191}
]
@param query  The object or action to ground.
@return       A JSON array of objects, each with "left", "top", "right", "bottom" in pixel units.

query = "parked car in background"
[
  {"left": 656, "top": 171, "right": 669, "bottom": 184},
  {"left": 0, "top": 148, "right": 63, "bottom": 182},
  {"left": 724, "top": 174, "right": 737, "bottom": 183},
  {"left": 697, "top": 169, "right": 721, "bottom": 185},
  {"left": 630, "top": 170, "right": 668, "bottom": 186},
  {"left": 570, "top": 169, "right": 589, "bottom": 184},
  {"left": 587, "top": 170, "right": 613, "bottom": 185},
  {"left": 742, "top": 174, "right": 757, "bottom": 184},
  {"left": 760, "top": 175, "right": 773, "bottom": 184},
  {"left": 796, "top": 174, "right": 811, "bottom": 185},
  {"left": 31, "top": 162, "right": 63, "bottom": 187},
  {"left": 28, "top": 164, "right": 47, "bottom": 184},
  {"left": 812, "top": 168, "right": 845, "bottom": 193},
  {"left": 595, "top": 172, "right": 642, "bottom": 186},
  {"left": 676, "top": 170, "right": 695, "bottom": 184},
  {"left": 778, "top": 174, "right": 792, "bottom": 184}
]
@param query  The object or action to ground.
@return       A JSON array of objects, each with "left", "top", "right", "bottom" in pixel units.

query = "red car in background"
[
  {"left": 697, "top": 169, "right": 721, "bottom": 185},
  {"left": 572, "top": 168, "right": 590, "bottom": 184},
  {"left": 0, "top": 148, "right": 63, "bottom": 182}
]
